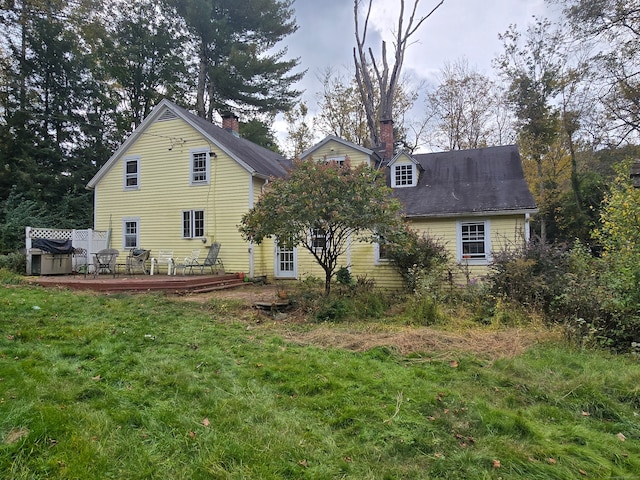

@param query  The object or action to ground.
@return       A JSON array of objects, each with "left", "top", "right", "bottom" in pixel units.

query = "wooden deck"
[{"left": 29, "top": 272, "right": 246, "bottom": 294}]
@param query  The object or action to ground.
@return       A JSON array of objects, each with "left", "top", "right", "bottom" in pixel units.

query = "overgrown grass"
[{"left": 1, "top": 285, "right": 639, "bottom": 479}]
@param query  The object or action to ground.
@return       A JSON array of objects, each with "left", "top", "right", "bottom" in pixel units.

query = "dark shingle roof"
[
  {"left": 171, "top": 103, "right": 291, "bottom": 178},
  {"left": 392, "top": 145, "right": 537, "bottom": 217}
]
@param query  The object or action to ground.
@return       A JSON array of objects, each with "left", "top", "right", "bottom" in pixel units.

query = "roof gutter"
[{"left": 405, "top": 208, "right": 539, "bottom": 220}]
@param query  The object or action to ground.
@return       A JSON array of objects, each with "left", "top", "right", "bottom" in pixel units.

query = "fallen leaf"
[
  {"left": 256, "top": 363, "right": 264, "bottom": 368},
  {"left": 579, "top": 469, "right": 587, "bottom": 476},
  {"left": 617, "top": 432, "right": 627, "bottom": 442},
  {"left": 548, "top": 458, "right": 557, "bottom": 464},
  {"left": 449, "top": 360, "right": 459, "bottom": 368},
  {"left": 91, "top": 375, "right": 101, "bottom": 381},
  {"left": 581, "top": 411, "right": 590, "bottom": 416},
  {"left": 188, "top": 431, "right": 196, "bottom": 438},
  {"left": 494, "top": 387, "right": 500, "bottom": 392},
  {"left": 202, "top": 418, "right": 211, "bottom": 427},
  {"left": 434, "top": 452, "right": 442, "bottom": 458},
  {"left": 344, "top": 456, "right": 352, "bottom": 462},
  {"left": 427, "top": 416, "right": 435, "bottom": 421},
  {"left": 298, "top": 459, "right": 308, "bottom": 467},
  {"left": 493, "top": 459, "right": 501, "bottom": 469}
]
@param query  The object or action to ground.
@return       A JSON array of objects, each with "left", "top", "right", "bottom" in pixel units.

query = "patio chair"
[
  {"left": 126, "top": 248, "right": 151, "bottom": 275},
  {"left": 151, "top": 250, "right": 175, "bottom": 275},
  {"left": 177, "top": 250, "right": 201, "bottom": 275},
  {"left": 93, "top": 248, "right": 119, "bottom": 277},
  {"left": 199, "top": 242, "right": 225, "bottom": 274}
]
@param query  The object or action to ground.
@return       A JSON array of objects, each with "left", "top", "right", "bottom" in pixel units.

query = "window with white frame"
[
  {"left": 190, "top": 150, "right": 209, "bottom": 185},
  {"left": 311, "top": 227, "right": 327, "bottom": 250},
  {"left": 183, "top": 210, "right": 205, "bottom": 238},
  {"left": 393, "top": 163, "right": 415, "bottom": 187},
  {"left": 123, "top": 218, "right": 140, "bottom": 249},
  {"left": 124, "top": 157, "right": 140, "bottom": 190},
  {"left": 326, "top": 155, "right": 347, "bottom": 166},
  {"left": 375, "top": 237, "right": 391, "bottom": 264},
  {"left": 459, "top": 221, "right": 490, "bottom": 263}
]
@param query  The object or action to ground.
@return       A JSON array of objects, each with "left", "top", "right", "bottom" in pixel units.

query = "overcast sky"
[{"left": 273, "top": 0, "right": 562, "bottom": 146}]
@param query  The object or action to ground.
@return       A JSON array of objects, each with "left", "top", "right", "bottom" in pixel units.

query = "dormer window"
[{"left": 393, "top": 163, "right": 416, "bottom": 187}]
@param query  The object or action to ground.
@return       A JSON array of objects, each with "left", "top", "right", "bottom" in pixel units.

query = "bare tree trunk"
[
  {"left": 353, "top": 0, "right": 444, "bottom": 149},
  {"left": 196, "top": 40, "right": 207, "bottom": 119}
]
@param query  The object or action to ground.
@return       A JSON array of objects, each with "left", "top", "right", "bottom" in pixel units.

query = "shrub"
[
  {"left": 386, "top": 228, "right": 449, "bottom": 291},
  {"left": 487, "top": 241, "right": 569, "bottom": 316},
  {"left": 0, "top": 252, "right": 26, "bottom": 274}
]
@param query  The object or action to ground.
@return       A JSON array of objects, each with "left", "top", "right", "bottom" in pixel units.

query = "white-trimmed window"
[
  {"left": 311, "top": 227, "right": 327, "bottom": 250},
  {"left": 124, "top": 157, "right": 140, "bottom": 190},
  {"left": 393, "top": 163, "right": 416, "bottom": 187},
  {"left": 326, "top": 155, "right": 347, "bottom": 166},
  {"left": 123, "top": 218, "right": 140, "bottom": 249},
  {"left": 190, "top": 149, "right": 210, "bottom": 185},
  {"left": 458, "top": 220, "right": 490, "bottom": 263},
  {"left": 183, "top": 210, "right": 205, "bottom": 238},
  {"left": 375, "top": 240, "right": 391, "bottom": 264}
]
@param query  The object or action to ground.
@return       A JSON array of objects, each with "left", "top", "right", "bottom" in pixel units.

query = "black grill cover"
[{"left": 32, "top": 238, "right": 74, "bottom": 254}]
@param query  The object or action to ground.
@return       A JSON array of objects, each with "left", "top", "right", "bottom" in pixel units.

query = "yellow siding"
[
  {"left": 94, "top": 116, "right": 255, "bottom": 273},
  {"left": 301, "top": 140, "right": 372, "bottom": 168}
]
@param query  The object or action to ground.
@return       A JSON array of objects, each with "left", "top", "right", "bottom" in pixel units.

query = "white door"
[{"left": 275, "top": 240, "right": 297, "bottom": 278}]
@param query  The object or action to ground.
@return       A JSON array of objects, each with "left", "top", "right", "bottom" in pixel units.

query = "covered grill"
[{"left": 30, "top": 238, "right": 74, "bottom": 275}]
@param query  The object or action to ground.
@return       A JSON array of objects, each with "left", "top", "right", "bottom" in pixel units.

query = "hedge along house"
[
  {"left": 297, "top": 137, "right": 538, "bottom": 286},
  {"left": 86, "top": 99, "right": 291, "bottom": 278}
]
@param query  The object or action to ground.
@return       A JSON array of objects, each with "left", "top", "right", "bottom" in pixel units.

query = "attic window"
[
  {"left": 393, "top": 164, "right": 416, "bottom": 187},
  {"left": 124, "top": 157, "right": 140, "bottom": 190},
  {"left": 326, "top": 155, "right": 346, "bottom": 166}
]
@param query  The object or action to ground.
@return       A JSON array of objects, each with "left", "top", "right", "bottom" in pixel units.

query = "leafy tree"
[
  {"left": 167, "top": 0, "right": 304, "bottom": 120},
  {"left": 239, "top": 159, "right": 404, "bottom": 294},
  {"left": 283, "top": 102, "right": 315, "bottom": 158},
  {"left": 557, "top": 0, "right": 640, "bottom": 144},
  {"left": 496, "top": 18, "right": 564, "bottom": 242},
  {"left": 425, "top": 58, "right": 515, "bottom": 150}
]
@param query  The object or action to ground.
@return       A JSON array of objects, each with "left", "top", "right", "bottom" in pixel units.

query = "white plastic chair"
[{"left": 151, "top": 250, "right": 175, "bottom": 275}]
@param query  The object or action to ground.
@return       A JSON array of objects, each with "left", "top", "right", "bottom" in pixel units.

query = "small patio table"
[{"left": 93, "top": 249, "right": 119, "bottom": 278}]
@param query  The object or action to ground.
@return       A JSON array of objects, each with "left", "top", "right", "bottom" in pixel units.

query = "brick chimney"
[
  {"left": 380, "top": 118, "right": 394, "bottom": 160},
  {"left": 222, "top": 113, "right": 240, "bottom": 137}
]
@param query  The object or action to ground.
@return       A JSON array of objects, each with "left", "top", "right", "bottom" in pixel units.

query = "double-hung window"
[
  {"left": 123, "top": 218, "right": 140, "bottom": 249},
  {"left": 311, "top": 227, "right": 327, "bottom": 251},
  {"left": 124, "top": 157, "right": 140, "bottom": 190},
  {"left": 183, "top": 210, "right": 205, "bottom": 239},
  {"left": 375, "top": 237, "right": 390, "bottom": 264},
  {"left": 190, "top": 149, "right": 210, "bottom": 185},
  {"left": 459, "top": 221, "right": 490, "bottom": 263},
  {"left": 393, "top": 164, "right": 415, "bottom": 187}
]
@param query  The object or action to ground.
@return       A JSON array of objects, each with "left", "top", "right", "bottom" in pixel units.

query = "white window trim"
[
  {"left": 374, "top": 241, "right": 390, "bottom": 265},
  {"left": 123, "top": 156, "right": 140, "bottom": 191},
  {"left": 326, "top": 154, "right": 347, "bottom": 166},
  {"left": 122, "top": 217, "right": 140, "bottom": 250},
  {"left": 457, "top": 219, "right": 491, "bottom": 265},
  {"left": 182, "top": 210, "right": 205, "bottom": 239},
  {"left": 190, "top": 148, "right": 210, "bottom": 185},
  {"left": 392, "top": 163, "right": 416, "bottom": 188}
]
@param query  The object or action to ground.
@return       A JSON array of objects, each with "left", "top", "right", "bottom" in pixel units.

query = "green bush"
[
  {"left": 385, "top": 228, "right": 449, "bottom": 291},
  {"left": 0, "top": 252, "right": 26, "bottom": 274}
]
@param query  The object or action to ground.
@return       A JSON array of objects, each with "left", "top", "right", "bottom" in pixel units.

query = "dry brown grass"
[{"left": 181, "top": 285, "right": 561, "bottom": 360}]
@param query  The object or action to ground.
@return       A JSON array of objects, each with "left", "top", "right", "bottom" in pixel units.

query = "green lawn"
[{"left": 1, "top": 284, "right": 639, "bottom": 479}]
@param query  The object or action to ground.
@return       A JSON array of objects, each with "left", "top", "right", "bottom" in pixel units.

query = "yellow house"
[
  {"left": 295, "top": 137, "right": 538, "bottom": 287},
  {"left": 88, "top": 100, "right": 537, "bottom": 288},
  {"left": 87, "top": 99, "right": 291, "bottom": 278}
]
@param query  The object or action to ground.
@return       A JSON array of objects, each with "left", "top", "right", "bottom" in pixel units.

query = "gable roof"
[
  {"left": 392, "top": 145, "right": 538, "bottom": 218},
  {"left": 299, "top": 135, "right": 379, "bottom": 161},
  {"left": 87, "top": 99, "right": 291, "bottom": 189}
]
